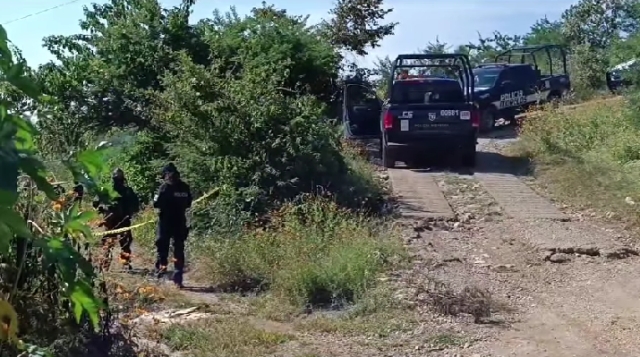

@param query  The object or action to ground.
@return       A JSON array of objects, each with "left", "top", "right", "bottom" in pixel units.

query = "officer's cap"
[{"left": 162, "top": 163, "right": 178, "bottom": 175}]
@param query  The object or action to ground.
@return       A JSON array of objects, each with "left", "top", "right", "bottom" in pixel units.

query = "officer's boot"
[
  {"left": 120, "top": 252, "right": 133, "bottom": 271},
  {"left": 155, "top": 262, "right": 168, "bottom": 279},
  {"left": 172, "top": 271, "right": 184, "bottom": 288}
]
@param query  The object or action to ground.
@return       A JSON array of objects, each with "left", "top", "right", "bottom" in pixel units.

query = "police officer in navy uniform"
[{"left": 153, "top": 163, "right": 192, "bottom": 287}]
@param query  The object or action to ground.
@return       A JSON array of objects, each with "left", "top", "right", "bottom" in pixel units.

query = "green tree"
[
  {"left": 39, "top": 0, "right": 207, "bottom": 131},
  {"left": 525, "top": 17, "right": 567, "bottom": 46},
  {"left": 37, "top": 0, "right": 392, "bottom": 213},
  {"left": 561, "top": 0, "right": 627, "bottom": 50},
  {"left": 324, "top": 0, "right": 397, "bottom": 56}
]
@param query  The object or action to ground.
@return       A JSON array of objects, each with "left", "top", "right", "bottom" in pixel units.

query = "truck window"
[
  {"left": 499, "top": 69, "right": 515, "bottom": 84},
  {"left": 473, "top": 68, "right": 501, "bottom": 88},
  {"left": 390, "top": 80, "right": 465, "bottom": 104},
  {"left": 510, "top": 65, "right": 537, "bottom": 84}
]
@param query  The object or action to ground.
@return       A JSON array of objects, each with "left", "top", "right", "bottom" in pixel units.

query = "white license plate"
[{"left": 400, "top": 120, "right": 409, "bottom": 131}]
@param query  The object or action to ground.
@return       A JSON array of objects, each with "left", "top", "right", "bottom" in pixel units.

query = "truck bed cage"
[
  {"left": 494, "top": 44, "right": 568, "bottom": 75},
  {"left": 475, "top": 63, "right": 514, "bottom": 69},
  {"left": 390, "top": 53, "right": 475, "bottom": 100}
]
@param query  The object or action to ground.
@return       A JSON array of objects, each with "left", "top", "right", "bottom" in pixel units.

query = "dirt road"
[{"left": 388, "top": 127, "right": 640, "bottom": 356}]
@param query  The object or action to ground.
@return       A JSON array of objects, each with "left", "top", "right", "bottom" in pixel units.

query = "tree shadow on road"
[
  {"left": 475, "top": 151, "right": 533, "bottom": 176},
  {"left": 478, "top": 125, "right": 519, "bottom": 140}
]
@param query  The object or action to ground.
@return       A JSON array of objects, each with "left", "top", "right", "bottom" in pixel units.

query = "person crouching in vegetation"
[
  {"left": 93, "top": 168, "right": 140, "bottom": 271},
  {"left": 153, "top": 163, "right": 192, "bottom": 288},
  {"left": 73, "top": 181, "right": 84, "bottom": 203}
]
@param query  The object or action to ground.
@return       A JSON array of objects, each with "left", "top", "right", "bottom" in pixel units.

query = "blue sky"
[{"left": 1, "top": 0, "right": 579, "bottom": 68}]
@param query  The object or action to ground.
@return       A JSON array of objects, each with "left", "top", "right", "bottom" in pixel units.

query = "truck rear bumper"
[
  {"left": 385, "top": 134, "right": 476, "bottom": 157},
  {"left": 386, "top": 132, "right": 477, "bottom": 147}
]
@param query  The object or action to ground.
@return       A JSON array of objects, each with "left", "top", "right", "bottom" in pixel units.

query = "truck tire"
[
  {"left": 547, "top": 92, "right": 562, "bottom": 108},
  {"left": 382, "top": 144, "right": 395, "bottom": 168},
  {"left": 479, "top": 107, "right": 497, "bottom": 133},
  {"left": 461, "top": 140, "right": 476, "bottom": 168},
  {"left": 506, "top": 114, "right": 518, "bottom": 127}
]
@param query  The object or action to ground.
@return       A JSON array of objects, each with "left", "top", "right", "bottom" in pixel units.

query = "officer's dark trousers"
[
  {"left": 101, "top": 217, "right": 133, "bottom": 267},
  {"left": 155, "top": 223, "right": 188, "bottom": 273}
]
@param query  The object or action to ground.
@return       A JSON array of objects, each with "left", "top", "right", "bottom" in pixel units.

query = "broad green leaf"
[
  {"left": 64, "top": 209, "right": 97, "bottom": 241},
  {"left": 0, "top": 190, "right": 17, "bottom": 206},
  {"left": 0, "top": 25, "right": 12, "bottom": 66},
  {"left": 0, "top": 25, "right": 7, "bottom": 46},
  {"left": 7, "top": 76, "right": 41, "bottom": 100},
  {"left": 65, "top": 220, "right": 95, "bottom": 241},
  {"left": 0, "top": 119, "right": 17, "bottom": 140},
  {"left": 5, "top": 61, "right": 24, "bottom": 81},
  {"left": 70, "top": 280, "right": 102, "bottom": 330},
  {"left": 35, "top": 236, "right": 96, "bottom": 281},
  {"left": 0, "top": 207, "right": 32, "bottom": 238},
  {"left": 75, "top": 210, "right": 98, "bottom": 223},
  {"left": 0, "top": 155, "right": 18, "bottom": 194},
  {"left": 66, "top": 202, "right": 80, "bottom": 223},
  {"left": 0, "top": 222, "right": 11, "bottom": 253},
  {"left": 13, "top": 116, "right": 36, "bottom": 151},
  {"left": 19, "top": 157, "right": 56, "bottom": 200},
  {"left": 77, "top": 149, "right": 105, "bottom": 179},
  {"left": 44, "top": 237, "right": 63, "bottom": 249}
]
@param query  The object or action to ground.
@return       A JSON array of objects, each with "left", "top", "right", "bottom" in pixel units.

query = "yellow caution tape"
[{"left": 93, "top": 187, "right": 220, "bottom": 237}]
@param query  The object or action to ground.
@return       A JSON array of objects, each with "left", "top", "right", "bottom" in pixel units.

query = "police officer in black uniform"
[
  {"left": 93, "top": 168, "right": 140, "bottom": 270},
  {"left": 153, "top": 163, "right": 192, "bottom": 287}
]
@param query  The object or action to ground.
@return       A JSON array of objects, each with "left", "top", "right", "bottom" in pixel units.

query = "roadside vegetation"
[
  {"left": 508, "top": 1, "right": 640, "bottom": 225},
  {"left": 514, "top": 95, "right": 640, "bottom": 224}
]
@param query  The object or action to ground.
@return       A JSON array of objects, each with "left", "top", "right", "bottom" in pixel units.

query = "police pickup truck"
[
  {"left": 606, "top": 58, "right": 638, "bottom": 92},
  {"left": 379, "top": 53, "right": 477, "bottom": 169},
  {"left": 473, "top": 45, "right": 571, "bottom": 132}
]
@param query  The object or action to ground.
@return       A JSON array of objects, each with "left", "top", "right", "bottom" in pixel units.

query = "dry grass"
[
  {"left": 511, "top": 93, "right": 640, "bottom": 225},
  {"left": 419, "top": 280, "right": 494, "bottom": 323},
  {"left": 293, "top": 286, "right": 417, "bottom": 337},
  {"left": 157, "top": 316, "right": 293, "bottom": 357},
  {"left": 522, "top": 95, "right": 623, "bottom": 120}
]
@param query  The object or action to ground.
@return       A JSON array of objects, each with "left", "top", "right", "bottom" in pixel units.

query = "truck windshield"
[
  {"left": 473, "top": 68, "right": 501, "bottom": 87},
  {"left": 390, "top": 80, "right": 465, "bottom": 104}
]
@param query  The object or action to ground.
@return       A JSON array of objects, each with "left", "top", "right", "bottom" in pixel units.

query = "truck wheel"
[
  {"left": 479, "top": 107, "right": 497, "bottom": 133},
  {"left": 461, "top": 140, "right": 476, "bottom": 168},
  {"left": 547, "top": 92, "right": 562, "bottom": 108},
  {"left": 506, "top": 114, "right": 518, "bottom": 127},
  {"left": 382, "top": 144, "right": 396, "bottom": 168}
]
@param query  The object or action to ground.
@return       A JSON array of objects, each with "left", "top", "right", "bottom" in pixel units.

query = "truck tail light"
[
  {"left": 383, "top": 111, "right": 393, "bottom": 129},
  {"left": 471, "top": 110, "right": 480, "bottom": 128}
]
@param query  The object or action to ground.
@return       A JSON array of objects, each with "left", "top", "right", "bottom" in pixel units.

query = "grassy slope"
[{"left": 511, "top": 95, "right": 640, "bottom": 224}]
